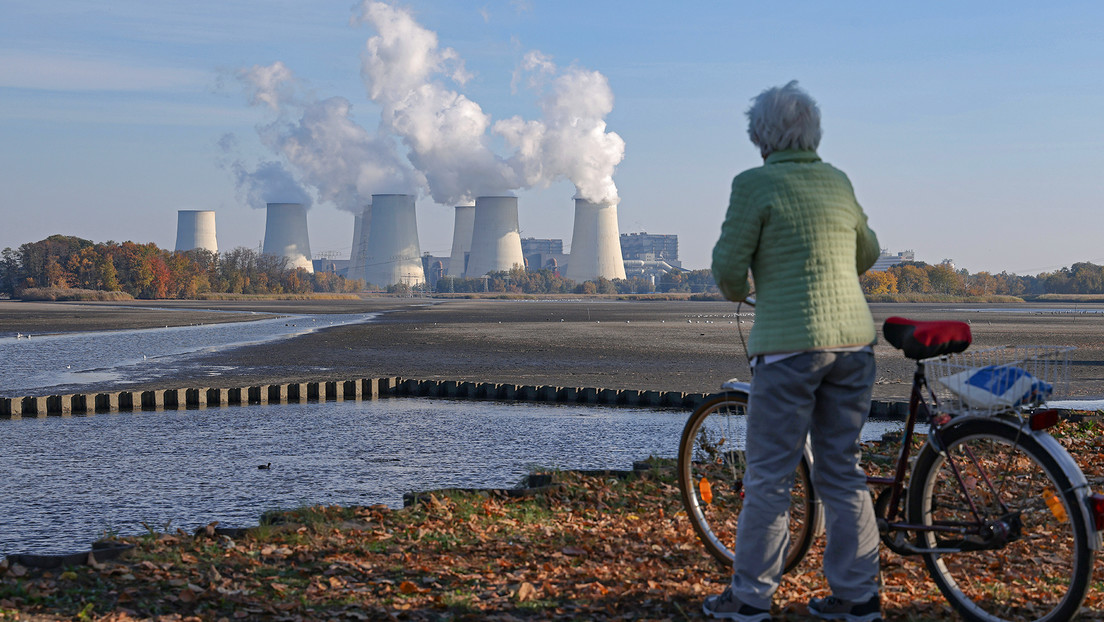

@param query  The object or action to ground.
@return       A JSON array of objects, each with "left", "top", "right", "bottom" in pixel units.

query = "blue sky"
[{"left": 2, "top": 1, "right": 1102, "bottom": 274}]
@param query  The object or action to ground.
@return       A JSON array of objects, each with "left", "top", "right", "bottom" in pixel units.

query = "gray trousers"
[{"left": 729, "top": 350, "right": 881, "bottom": 609}]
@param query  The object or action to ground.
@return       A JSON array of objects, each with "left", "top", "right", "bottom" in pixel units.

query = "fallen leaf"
[{"left": 515, "top": 581, "right": 537, "bottom": 602}]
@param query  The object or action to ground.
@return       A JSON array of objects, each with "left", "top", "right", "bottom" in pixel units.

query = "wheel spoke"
[
  {"left": 911, "top": 420, "right": 1092, "bottom": 622},
  {"left": 677, "top": 394, "right": 816, "bottom": 572}
]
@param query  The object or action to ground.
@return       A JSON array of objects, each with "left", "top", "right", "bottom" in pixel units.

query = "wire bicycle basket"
[{"left": 924, "top": 345, "right": 1074, "bottom": 416}]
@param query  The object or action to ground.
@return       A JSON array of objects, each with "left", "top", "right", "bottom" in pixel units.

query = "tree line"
[
  {"left": 425, "top": 267, "right": 719, "bottom": 295},
  {"left": 859, "top": 260, "right": 1104, "bottom": 296},
  {"left": 0, "top": 235, "right": 358, "bottom": 299}
]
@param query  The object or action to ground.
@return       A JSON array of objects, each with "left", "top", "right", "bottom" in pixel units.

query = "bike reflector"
[
  {"left": 1029, "top": 409, "right": 1059, "bottom": 431},
  {"left": 699, "top": 477, "right": 713, "bottom": 504},
  {"left": 1089, "top": 493, "right": 1104, "bottom": 531}
]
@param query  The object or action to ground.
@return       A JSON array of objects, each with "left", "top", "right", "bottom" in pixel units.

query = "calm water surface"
[
  {"left": 0, "top": 312, "right": 375, "bottom": 397},
  {"left": 0, "top": 398, "right": 902, "bottom": 557}
]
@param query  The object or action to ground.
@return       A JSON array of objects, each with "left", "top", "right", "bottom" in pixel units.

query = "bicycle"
[{"left": 678, "top": 316, "right": 1104, "bottom": 622}]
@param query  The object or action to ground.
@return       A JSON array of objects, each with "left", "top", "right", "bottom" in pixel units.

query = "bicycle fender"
[{"left": 938, "top": 415, "right": 1101, "bottom": 551}]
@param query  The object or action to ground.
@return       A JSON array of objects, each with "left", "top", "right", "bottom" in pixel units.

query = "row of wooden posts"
[{"left": 0, "top": 377, "right": 913, "bottom": 419}]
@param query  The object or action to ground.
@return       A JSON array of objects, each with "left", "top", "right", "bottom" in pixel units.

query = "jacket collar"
[{"left": 765, "top": 149, "right": 821, "bottom": 165}]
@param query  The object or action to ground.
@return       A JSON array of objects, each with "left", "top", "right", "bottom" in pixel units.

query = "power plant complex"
[{"left": 174, "top": 195, "right": 681, "bottom": 287}]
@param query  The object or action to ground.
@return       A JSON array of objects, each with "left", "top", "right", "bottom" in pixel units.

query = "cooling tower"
[
  {"left": 362, "top": 194, "right": 424, "bottom": 287},
  {"left": 465, "top": 196, "right": 526, "bottom": 277},
  {"left": 565, "top": 198, "right": 626, "bottom": 282},
  {"left": 262, "top": 203, "right": 313, "bottom": 273},
  {"left": 447, "top": 205, "right": 475, "bottom": 277},
  {"left": 346, "top": 204, "right": 370, "bottom": 284},
  {"left": 174, "top": 210, "right": 218, "bottom": 253}
]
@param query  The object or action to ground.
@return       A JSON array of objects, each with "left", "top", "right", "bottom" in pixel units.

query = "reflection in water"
[
  {"left": 0, "top": 313, "right": 376, "bottom": 397},
  {"left": 0, "top": 398, "right": 902, "bottom": 556}
]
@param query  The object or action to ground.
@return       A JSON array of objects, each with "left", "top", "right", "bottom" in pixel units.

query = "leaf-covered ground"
[{"left": 1, "top": 419, "right": 1101, "bottom": 621}]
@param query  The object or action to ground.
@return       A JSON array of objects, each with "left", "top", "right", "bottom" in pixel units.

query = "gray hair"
[{"left": 746, "top": 80, "right": 822, "bottom": 158}]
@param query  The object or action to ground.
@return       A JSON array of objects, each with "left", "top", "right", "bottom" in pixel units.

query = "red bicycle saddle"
[{"left": 883, "top": 317, "right": 972, "bottom": 360}]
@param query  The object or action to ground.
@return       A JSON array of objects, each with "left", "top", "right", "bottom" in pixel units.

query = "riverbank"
[
  {"left": 4, "top": 298, "right": 1104, "bottom": 401},
  {"left": 2, "top": 417, "right": 1101, "bottom": 620}
]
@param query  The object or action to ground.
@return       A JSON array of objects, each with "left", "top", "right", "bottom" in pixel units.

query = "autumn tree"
[{"left": 860, "top": 270, "right": 898, "bottom": 295}]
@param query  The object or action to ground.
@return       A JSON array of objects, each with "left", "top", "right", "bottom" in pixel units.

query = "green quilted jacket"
[{"left": 711, "top": 149, "right": 880, "bottom": 356}]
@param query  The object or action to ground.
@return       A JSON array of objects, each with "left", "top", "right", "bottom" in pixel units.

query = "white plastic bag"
[{"left": 936, "top": 365, "right": 1052, "bottom": 410}]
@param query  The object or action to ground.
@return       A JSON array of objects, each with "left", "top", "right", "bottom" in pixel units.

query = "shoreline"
[{"left": 3, "top": 298, "right": 1104, "bottom": 402}]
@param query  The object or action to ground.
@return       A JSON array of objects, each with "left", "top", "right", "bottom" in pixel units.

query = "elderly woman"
[{"left": 703, "top": 81, "right": 883, "bottom": 622}]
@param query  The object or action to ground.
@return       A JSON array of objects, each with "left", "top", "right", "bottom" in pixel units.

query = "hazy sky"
[{"left": 2, "top": 1, "right": 1102, "bottom": 275}]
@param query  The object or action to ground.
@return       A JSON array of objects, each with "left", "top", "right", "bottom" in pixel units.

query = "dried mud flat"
[{"left": 4, "top": 298, "right": 1104, "bottom": 402}]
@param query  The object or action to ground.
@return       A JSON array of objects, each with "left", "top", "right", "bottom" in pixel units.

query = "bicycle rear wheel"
[
  {"left": 677, "top": 392, "right": 817, "bottom": 571},
  {"left": 908, "top": 417, "right": 1094, "bottom": 622}
]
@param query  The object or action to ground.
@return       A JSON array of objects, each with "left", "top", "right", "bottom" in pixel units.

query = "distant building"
[
  {"left": 521, "top": 238, "right": 567, "bottom": 273},
  {"left": 869, "top": 249, "right": 915, "bottom": 272},
  {"left": 619, "top": 232, "right": 683, "bottom": 280},
  {"left": 421, "top": 254, "right": 448, "bottom": 289},
  {"left": 620, "top": 232, "right": 679, "bottom": 262}
]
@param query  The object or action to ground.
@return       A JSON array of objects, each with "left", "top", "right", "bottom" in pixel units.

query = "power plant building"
[
  {"left": 262, "top": 203, "right": 313, "bottom": 273},
  {"left": 174, "top": 210, "right": 218, "bottom": 254},
  {"left": 521, "top": 237, "right": 566, "bottom": 272},
  {"left": 346, "top": 205, "right": 371, "bottom": 284},
  {"left": 620, "top": 232, "right": 679, "bottom": 263},
  {"left": 465, "top": 196, "right": 526, "bottom": 277},
  {"left": 447, "top": 205, "right": 476, "bottom": 277},
  {"left": 565, "top": 198, "right": 626, "bottom": 282},
  {"left": 361, "top": 194, "right": 424, "bottom": 287}
]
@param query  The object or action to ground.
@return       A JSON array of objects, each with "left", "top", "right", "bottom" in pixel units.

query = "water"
[
  {"left": 0, "top": 312, "right": 376, "bottom": 397},
  {"left": 0, "top": 398, "right": 903, "bottom": 557}
]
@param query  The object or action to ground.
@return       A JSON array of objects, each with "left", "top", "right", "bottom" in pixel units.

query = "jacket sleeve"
[
  {"left": 711, "top": 174, "right": 762, "bottom": 302},
  {"left": 855, "top": 210, "right": 880, "bottom": 275}
]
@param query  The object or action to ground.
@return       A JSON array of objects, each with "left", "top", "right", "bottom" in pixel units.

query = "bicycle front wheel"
[
  {"left": 908, "top": 417, "right": 1094, "bottom": 622},
  {"left": 676, "top": 393, "right": 817, "bottom": 571}
]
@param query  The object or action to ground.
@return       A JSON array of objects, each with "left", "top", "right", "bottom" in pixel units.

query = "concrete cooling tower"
[
  {"left": 447, "top": 205, "right": 475, "bottom": 277},
  {"left": 262, "top": 203, "right": 313, "bottom": 273},
  {"left": 465, "top": 196, "right": 526, "bottom": 277},
  {"left": 362, "top": 194, "right": 424, "bottom": 287},
  {"left": 346, "top": 204, "right": 370, "bottom": 284},
  {"left": 565, "top": 198, "right": 626, "bottom": 282},
  {"left": 174, "top": 210, "right": 218, "bottom": 253}
]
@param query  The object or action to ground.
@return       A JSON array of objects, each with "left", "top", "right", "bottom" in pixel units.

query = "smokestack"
[
  {"left": 175, "top": 210, "right": 218, "bottom": 253},
  {"left": 447, "top": 205, "right": 475, "bottom": 277},
  {"left": 565, "top": 198, "right": 626, "bottom": 282},
  {"left": 346, "top": 204, "right": 370, "bottom": 284},
  {"left": 262, "top": 203, "right": 314, "bottom": 273},
  {"left": 362, "top": 194, "right": 424, "bottom": 287},
  {"left": 465, "top": 196, "right": 526, "bottom": 278}
]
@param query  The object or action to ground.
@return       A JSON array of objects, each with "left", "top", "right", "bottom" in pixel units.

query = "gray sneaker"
[
  {"left": 702, "top": 586, "right": 772, "bottom": 621},
  {"left": 807, "top": 594, "right": 882, "bottom": 622}
]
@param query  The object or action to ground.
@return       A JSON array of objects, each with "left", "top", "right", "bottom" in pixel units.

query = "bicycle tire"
[
  {"left": 677, "top": 392, "right": 817, "bottom": 571},
  {"left": 908, "top": 417, "right": 1094, "bottom": 622}
]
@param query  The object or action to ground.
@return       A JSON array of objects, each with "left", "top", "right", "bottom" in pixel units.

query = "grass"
[{"left": 17, "top": 287, "right": 133, "bottom": 302}]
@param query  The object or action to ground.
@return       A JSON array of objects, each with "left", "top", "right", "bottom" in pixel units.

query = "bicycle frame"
[{"left": 866, "top": 360, "right": 1103, "bottom": 553}]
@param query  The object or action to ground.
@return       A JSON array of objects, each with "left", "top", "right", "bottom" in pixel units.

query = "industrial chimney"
[
  {"left": 175, "top": 210, "right": 218, "bottom": 253},
  {"left": 346, "top": 204, "right": 370, "bottom": 284},
  {"left": 565, "top": 198, "right": 626, "bottom": 282},
  {"left": 465, "top": 196, "right": 526, "bottom": 278},
  {"left": 262, "top": 203, "right": 313, "bottom": 273},
  {"left": 362, "top": 194, "right": 424, "bottom": 287},
  {"left": 447, "top": 205, "right": 475, "bottom": 277}
]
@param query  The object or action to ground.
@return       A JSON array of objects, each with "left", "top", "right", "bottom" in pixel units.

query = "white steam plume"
[
  {"left": 217, "top": 133, "right": 312, "bottom": 209},
  {"left": 234, "top": 61, "right": 419, "bottom": 213},
  {"left": 356, "top": 1, "right": 518, "bottom": 205},
  {"left": 497, "top": 51, "right": 625, "bottom": 205}
]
